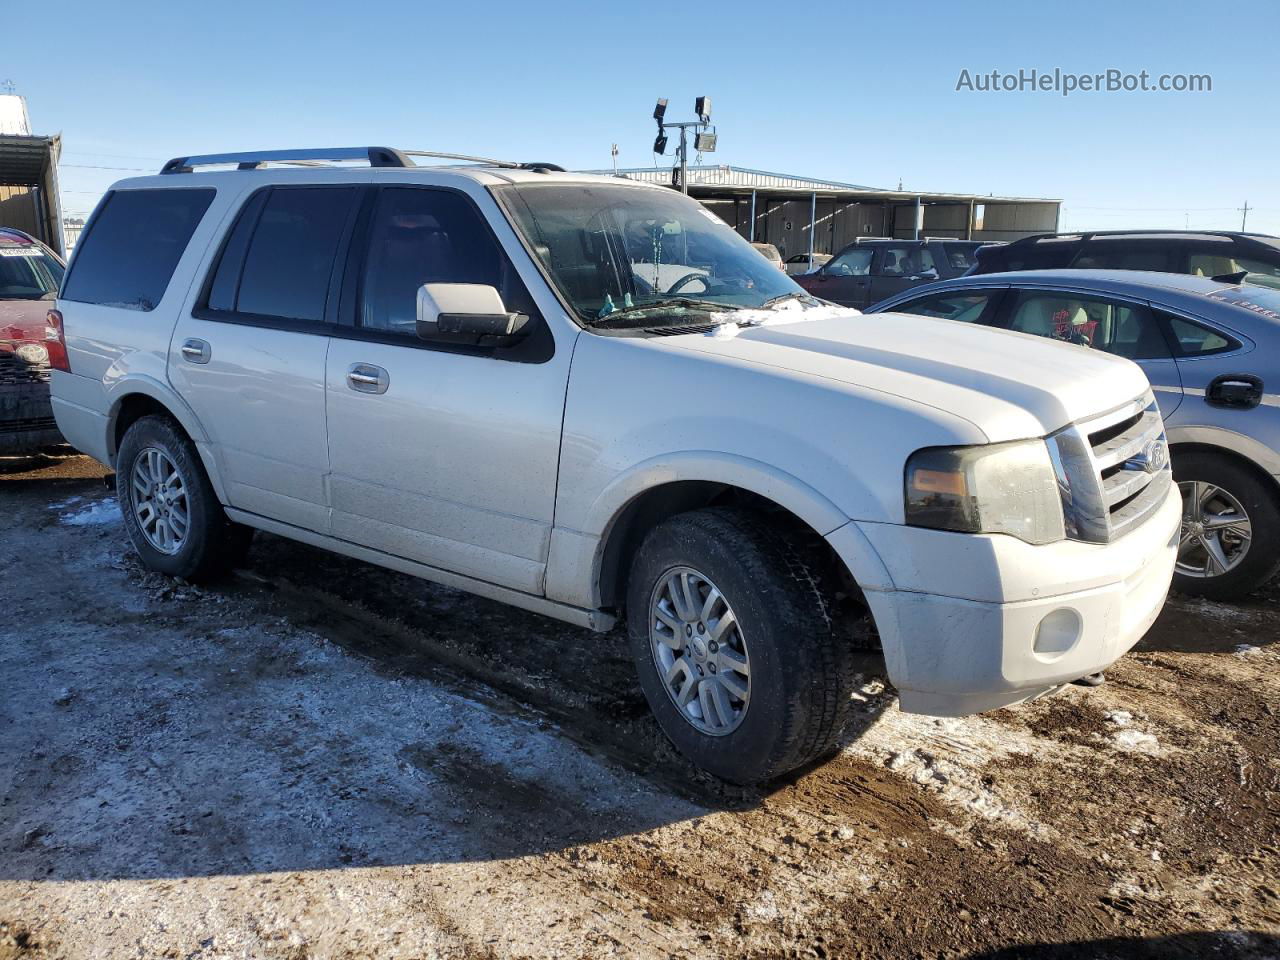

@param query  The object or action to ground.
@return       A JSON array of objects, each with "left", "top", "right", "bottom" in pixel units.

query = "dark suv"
[
  {"left": 970, "top": 230, "right": 1280, "bottom": 285},
  {"left": 794, "top": 238, "right": 983, "bottom": 309}
]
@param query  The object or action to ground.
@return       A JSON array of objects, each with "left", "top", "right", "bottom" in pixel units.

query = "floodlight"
[
  {"left": 694, "top": 132, "right": 717, "bottom": 153},
  {"left": 653, "top": 134, "right": 668, "bottom": 155},
  {"left": 695, "top": 96, "right": 712, "bottom": 122},
  {"left": 653, "top": 98, "right": 668, "bottom": 121}
]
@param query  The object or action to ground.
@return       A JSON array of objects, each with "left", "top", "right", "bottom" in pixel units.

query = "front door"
[
  {"left": 868, "top": 243, "right": 939, "bottom": 305},
  {"left": 170, "top": 184, "right": 362, "bottom": 533},
  {"left": 806, "top": 246, "right": 874, "bottom": 308},
  {"left": 324, "top": 184, "right": 572, "bottom": 595}
]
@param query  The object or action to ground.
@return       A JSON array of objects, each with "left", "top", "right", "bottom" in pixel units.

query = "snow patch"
[
  {"left": 1111, "top": 728, "right": 1161, "bottom": 753},
  {"left": 1234, "top": 644, "right": 1263, "bottom": 657},
  {"left": 58, "top": 498, "right": 122, "bottom": 526}
]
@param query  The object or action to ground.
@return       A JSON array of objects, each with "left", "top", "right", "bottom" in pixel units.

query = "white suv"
[{"left": 48, "top": 147, "right": 1181, "bottom": 783}]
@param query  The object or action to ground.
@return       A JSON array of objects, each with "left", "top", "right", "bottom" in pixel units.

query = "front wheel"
[
  {"left": 626, "top": 508, "right": 858, "bottom": 784},
  {"left": 116, "top": 415, "right": 252, "bottom": 581},
  {"left": 1173, "top": 451, "right": 1280, "bottom": 600}
]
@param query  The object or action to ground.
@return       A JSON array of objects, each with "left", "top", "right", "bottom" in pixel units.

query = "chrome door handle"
[
  {"left": 347, "top": 363, "right": 389, "bottom": 395},
  {"left": 181, "top": 338, "right": 211, "bottom": 364}
]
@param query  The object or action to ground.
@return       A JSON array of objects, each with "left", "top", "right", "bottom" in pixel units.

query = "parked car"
[
  {"left": 794, "top": 238, "right": 983, "bottom": 308},
  {"left": 869, "top": 269, "right": 1280, "bottom": 600},
  {"left": 785, "top": 252, "right": 831, "bottom": 276},
  {"left": 970, "top": 230, "right": 1280, "bottom": 287},
  {"left": 1, "top": 227, "right": 65, "bottom": 454},
  {"left": 51, "top": 147, "right": 1179, "bottom": 783},
  {"left": 749, "top": 241, "right": 785, "bottom": 271}
]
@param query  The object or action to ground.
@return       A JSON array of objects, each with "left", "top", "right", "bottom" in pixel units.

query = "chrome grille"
[{"left": 1046, "top": 392, "right": 1172, "bottom": 543}]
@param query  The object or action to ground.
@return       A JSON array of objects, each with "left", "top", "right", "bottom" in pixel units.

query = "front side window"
[
  {"left": 360, "top": 188, "right": 534, "bottom": 336},
  {"left": 1005, "top": 291, "right": 1170, "bottom": 360},
  {"left": 825, "top": 247, "right": 874, "bottom": 276},
  {"left": 1072, "top": 239, "right": 1176, "bottom": 272},
  {"left": 497, "top": 183, "right": 799, "bottom": 327},
  {"left": 877, "top": 245, "right": 936, "bottom": 277},
  {"left": 940, "top": 242, "right": 980, "bottom": 272},
  {"left": 895, "top": 291, "right": 994, "bottom": 324},
  {"left": 61, "top": 188, "right": 214, "bottom": 311},
  {"left": 0, "top": 241, "right": 63, "bottom": 300}
]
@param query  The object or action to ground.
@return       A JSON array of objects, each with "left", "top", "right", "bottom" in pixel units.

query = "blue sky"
[{"left": 8, "top": 0, "right": 1278, "bottom": 233}]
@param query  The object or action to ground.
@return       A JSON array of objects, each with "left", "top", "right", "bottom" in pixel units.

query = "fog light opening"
[{"left": 1033, "top": 608, "right": 1082, "bottom": 660}]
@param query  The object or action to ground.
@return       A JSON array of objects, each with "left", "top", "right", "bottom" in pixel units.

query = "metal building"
[{"left": 585, "top": 164, "right": 1061, "bottom": 262}]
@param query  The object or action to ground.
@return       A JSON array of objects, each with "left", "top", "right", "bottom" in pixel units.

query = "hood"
[
  {"left": 669, "top": 310, "right": 1152, "bottom": 443},
  {"left": 0, "top": 297, "right": 50, "bottom": 344}
]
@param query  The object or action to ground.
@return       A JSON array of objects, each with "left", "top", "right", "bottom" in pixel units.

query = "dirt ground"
[{"left": 2, "top": 452, "right": 1278, "bottom": 960}]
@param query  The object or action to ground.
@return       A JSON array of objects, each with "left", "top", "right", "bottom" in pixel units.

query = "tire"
[
  {"left": 1172, "top": 451, "right": 1280, "bottom": 601},
  {"left": 625, "top": 507, "right": 859, "bottom": 784},
  {"left": 116, "top": 415, "right": 251, "bottom": 582}
]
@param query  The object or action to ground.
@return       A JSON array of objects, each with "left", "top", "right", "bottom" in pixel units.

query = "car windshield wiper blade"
[
  {"left": 761, "top": 291, "right": 818, "bottom": 309},
  {"left": 586, "top": 298, "right": 735, "bottom": 327}
]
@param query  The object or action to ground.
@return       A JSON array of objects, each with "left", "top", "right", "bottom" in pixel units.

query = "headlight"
[
  {"left": 15, "top": 342, "right": 49, "bottom": 364},
  {"left": 905, "top": 440, "right": 1066, "bottom": 545}
]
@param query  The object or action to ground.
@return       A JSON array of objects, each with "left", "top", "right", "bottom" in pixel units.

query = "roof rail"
[{"left": 159, "top": 146, "right": 566, "bottom": 175}]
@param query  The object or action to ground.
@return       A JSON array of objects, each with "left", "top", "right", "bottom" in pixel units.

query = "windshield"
[
  {"left": 497, "top": 183, "right": 802, "bottom": 326},
  {"left": 0, "top": 244, "right": 64, "bottom": 300}
]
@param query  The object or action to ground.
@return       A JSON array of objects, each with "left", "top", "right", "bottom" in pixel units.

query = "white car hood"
[{"left": 670, "top": 310, "right": 1152, "bottom": 443}]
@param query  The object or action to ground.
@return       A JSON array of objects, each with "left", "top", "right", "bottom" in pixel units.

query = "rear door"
[
  {"left": 1155, "top": 307, "right": 1258, "bottom": 434},
  {"left": 804, "top": 246, "right": 874, "bottom": 307},
  {"left": 323, "top": 183, "right": 571, "bottom": 595},
  {"left": 868, "top": 243, "right": 938, "bottom": 304},
  {"left": 170, "top": 183, "right": 363, "bottom": 533},
  {"left": 995, "top": 287, "right": 1184, "bottom": 417}
]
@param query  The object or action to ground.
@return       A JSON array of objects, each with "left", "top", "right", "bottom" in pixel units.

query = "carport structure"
[
  {"left": 591, "top": 164, "right": 1061, "bottom": 268},
  {"left": 0, "top": 131, "right": 64, "bottom": 257}
]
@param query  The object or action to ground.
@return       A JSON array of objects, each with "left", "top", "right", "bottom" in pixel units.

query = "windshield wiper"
[
  {"left": 586, "top": 298, "right": 735, "bottom": 328},
  {"left": 761, "top": 291, "right": 818, "bottom": 309}
]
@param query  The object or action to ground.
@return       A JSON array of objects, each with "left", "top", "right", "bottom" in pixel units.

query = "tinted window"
[
  {"left": 877, "top": 244, "right": 935, "bottom": 277},
  {"left": 360, "top": 188, "right": 534, "bottom": 335},
  {"left": 1161, "top": 313, "right": 1237, "bottom": 356},
  {"left": 940, "top": 242, "right": 980, "bottom": 272},
  {"left": 895, "top": 291, "right": 995, "bottom": 324},
  {"left": 977, "top": 240, "right": 1077, "bottom": 272},
  {"left": 1073, "top": 239, "right": 1176, "bottom": 272},
  {"left": 62, "top": 189, "right": 214, "bottom": 311},
  {"left": 1189, "top": 251, "right": 1280, "bottom": 285},
  {"left": 1005, "top": 291, "right": 1170, "bottom": 360},
  {"left": 825, "top": 247, "right": 874, "bottom": 276},
  {"left": 235, "top": 187, "right": 355, "bottom": 322}
]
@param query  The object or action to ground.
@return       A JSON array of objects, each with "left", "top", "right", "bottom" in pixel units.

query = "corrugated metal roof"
[
  {"left": 0, "top": 134, "right": 59, "bottom": 185},
  {"left": 578, "top": 164, "right": 1059, "bottom": 204}
]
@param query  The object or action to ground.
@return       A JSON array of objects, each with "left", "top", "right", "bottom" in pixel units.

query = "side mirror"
[{"left": 416, "top": 283, "right": 531, "bottom": 348}]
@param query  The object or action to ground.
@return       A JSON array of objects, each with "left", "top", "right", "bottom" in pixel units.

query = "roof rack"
[
  {"left": 1004, "top": 228, "right": 1280, "bottom": 247},
  {"left": 159, "top": 146, "right": 565, "bottom": 175}
]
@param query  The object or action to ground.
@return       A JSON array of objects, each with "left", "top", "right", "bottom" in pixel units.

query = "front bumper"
[
  {"left": 831, "top": 483, "right": 1181, "bottom": 716},
  {"left": 0, "top": 382, "right": 63, "bottom": 454}
]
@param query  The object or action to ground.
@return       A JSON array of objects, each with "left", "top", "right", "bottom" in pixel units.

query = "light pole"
[{"left": 652, "top": 97, "right": 716, "bottom": 195}]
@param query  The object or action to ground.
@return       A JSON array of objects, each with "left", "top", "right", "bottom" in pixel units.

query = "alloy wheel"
[
  {"left": 649, "top": 566, "right": 751, "bottom": 736},
  {"left": 1176, "top": 480, "right": 1251, "bottom": 579},
  {"left": 131, "top": 447, "right": 190, "bottom": 555}
]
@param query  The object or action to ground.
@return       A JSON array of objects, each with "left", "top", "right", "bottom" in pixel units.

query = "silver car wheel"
[
  {"left": 131, "top": 446, "right": 190, "bottom": 556},
  {"left": 649, "top": 566, "right": 750, "bottom": 736},
  {"left": 1177, "top": 480, "right": 1252, "bottom": 579}
]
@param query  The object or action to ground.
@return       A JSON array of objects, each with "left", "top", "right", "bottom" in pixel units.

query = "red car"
[{"left": 1, "top": 227, "right": 65, "bottom": 453}]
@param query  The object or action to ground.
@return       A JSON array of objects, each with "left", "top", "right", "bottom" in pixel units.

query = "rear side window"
[
  {"left": 1072, "top": 239, "right": 1176, "bottom": 272},
  {"left": 232, "top": 187, "right": 356, "bottom": 322},
  {"left": 1159, "top": 312, "right": 1239, "bottom": 357},
  {"left": 62, "top": 188, "right": 214, "bottom": 311}
]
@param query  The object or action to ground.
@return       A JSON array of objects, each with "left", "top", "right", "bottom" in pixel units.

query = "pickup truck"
[{"left": 48, "top": 147, "right": 1180, "bottom": 782}]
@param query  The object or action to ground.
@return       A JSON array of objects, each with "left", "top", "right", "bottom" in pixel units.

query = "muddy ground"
[{"left": 2, "top": 452, "right": 1278, "bottom": 960}]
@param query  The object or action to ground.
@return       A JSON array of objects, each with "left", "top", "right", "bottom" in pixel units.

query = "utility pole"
[
  {"left": 651, "top": 97, "right": 715, "bottom": 196},
  {"left": 1240, "top": 200, "right": 1251, "bottom": 231},
  {"left": 610, "top": 143, "right": 619, "bottom": 176}
]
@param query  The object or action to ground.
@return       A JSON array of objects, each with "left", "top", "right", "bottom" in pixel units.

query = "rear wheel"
[
  {"left": 1172, "top": 451, "right": 1280, "bottom": 600},
  {"left": 116, "top": 415, "right": 252, "bottom": 581},
  {"left": 626, "top": 508, "right": 859, "bottom": 784}
]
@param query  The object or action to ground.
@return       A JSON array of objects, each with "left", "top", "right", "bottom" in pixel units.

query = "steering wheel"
[{"left": 667, "top": 272, "right": 708, "bottom": 295}]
